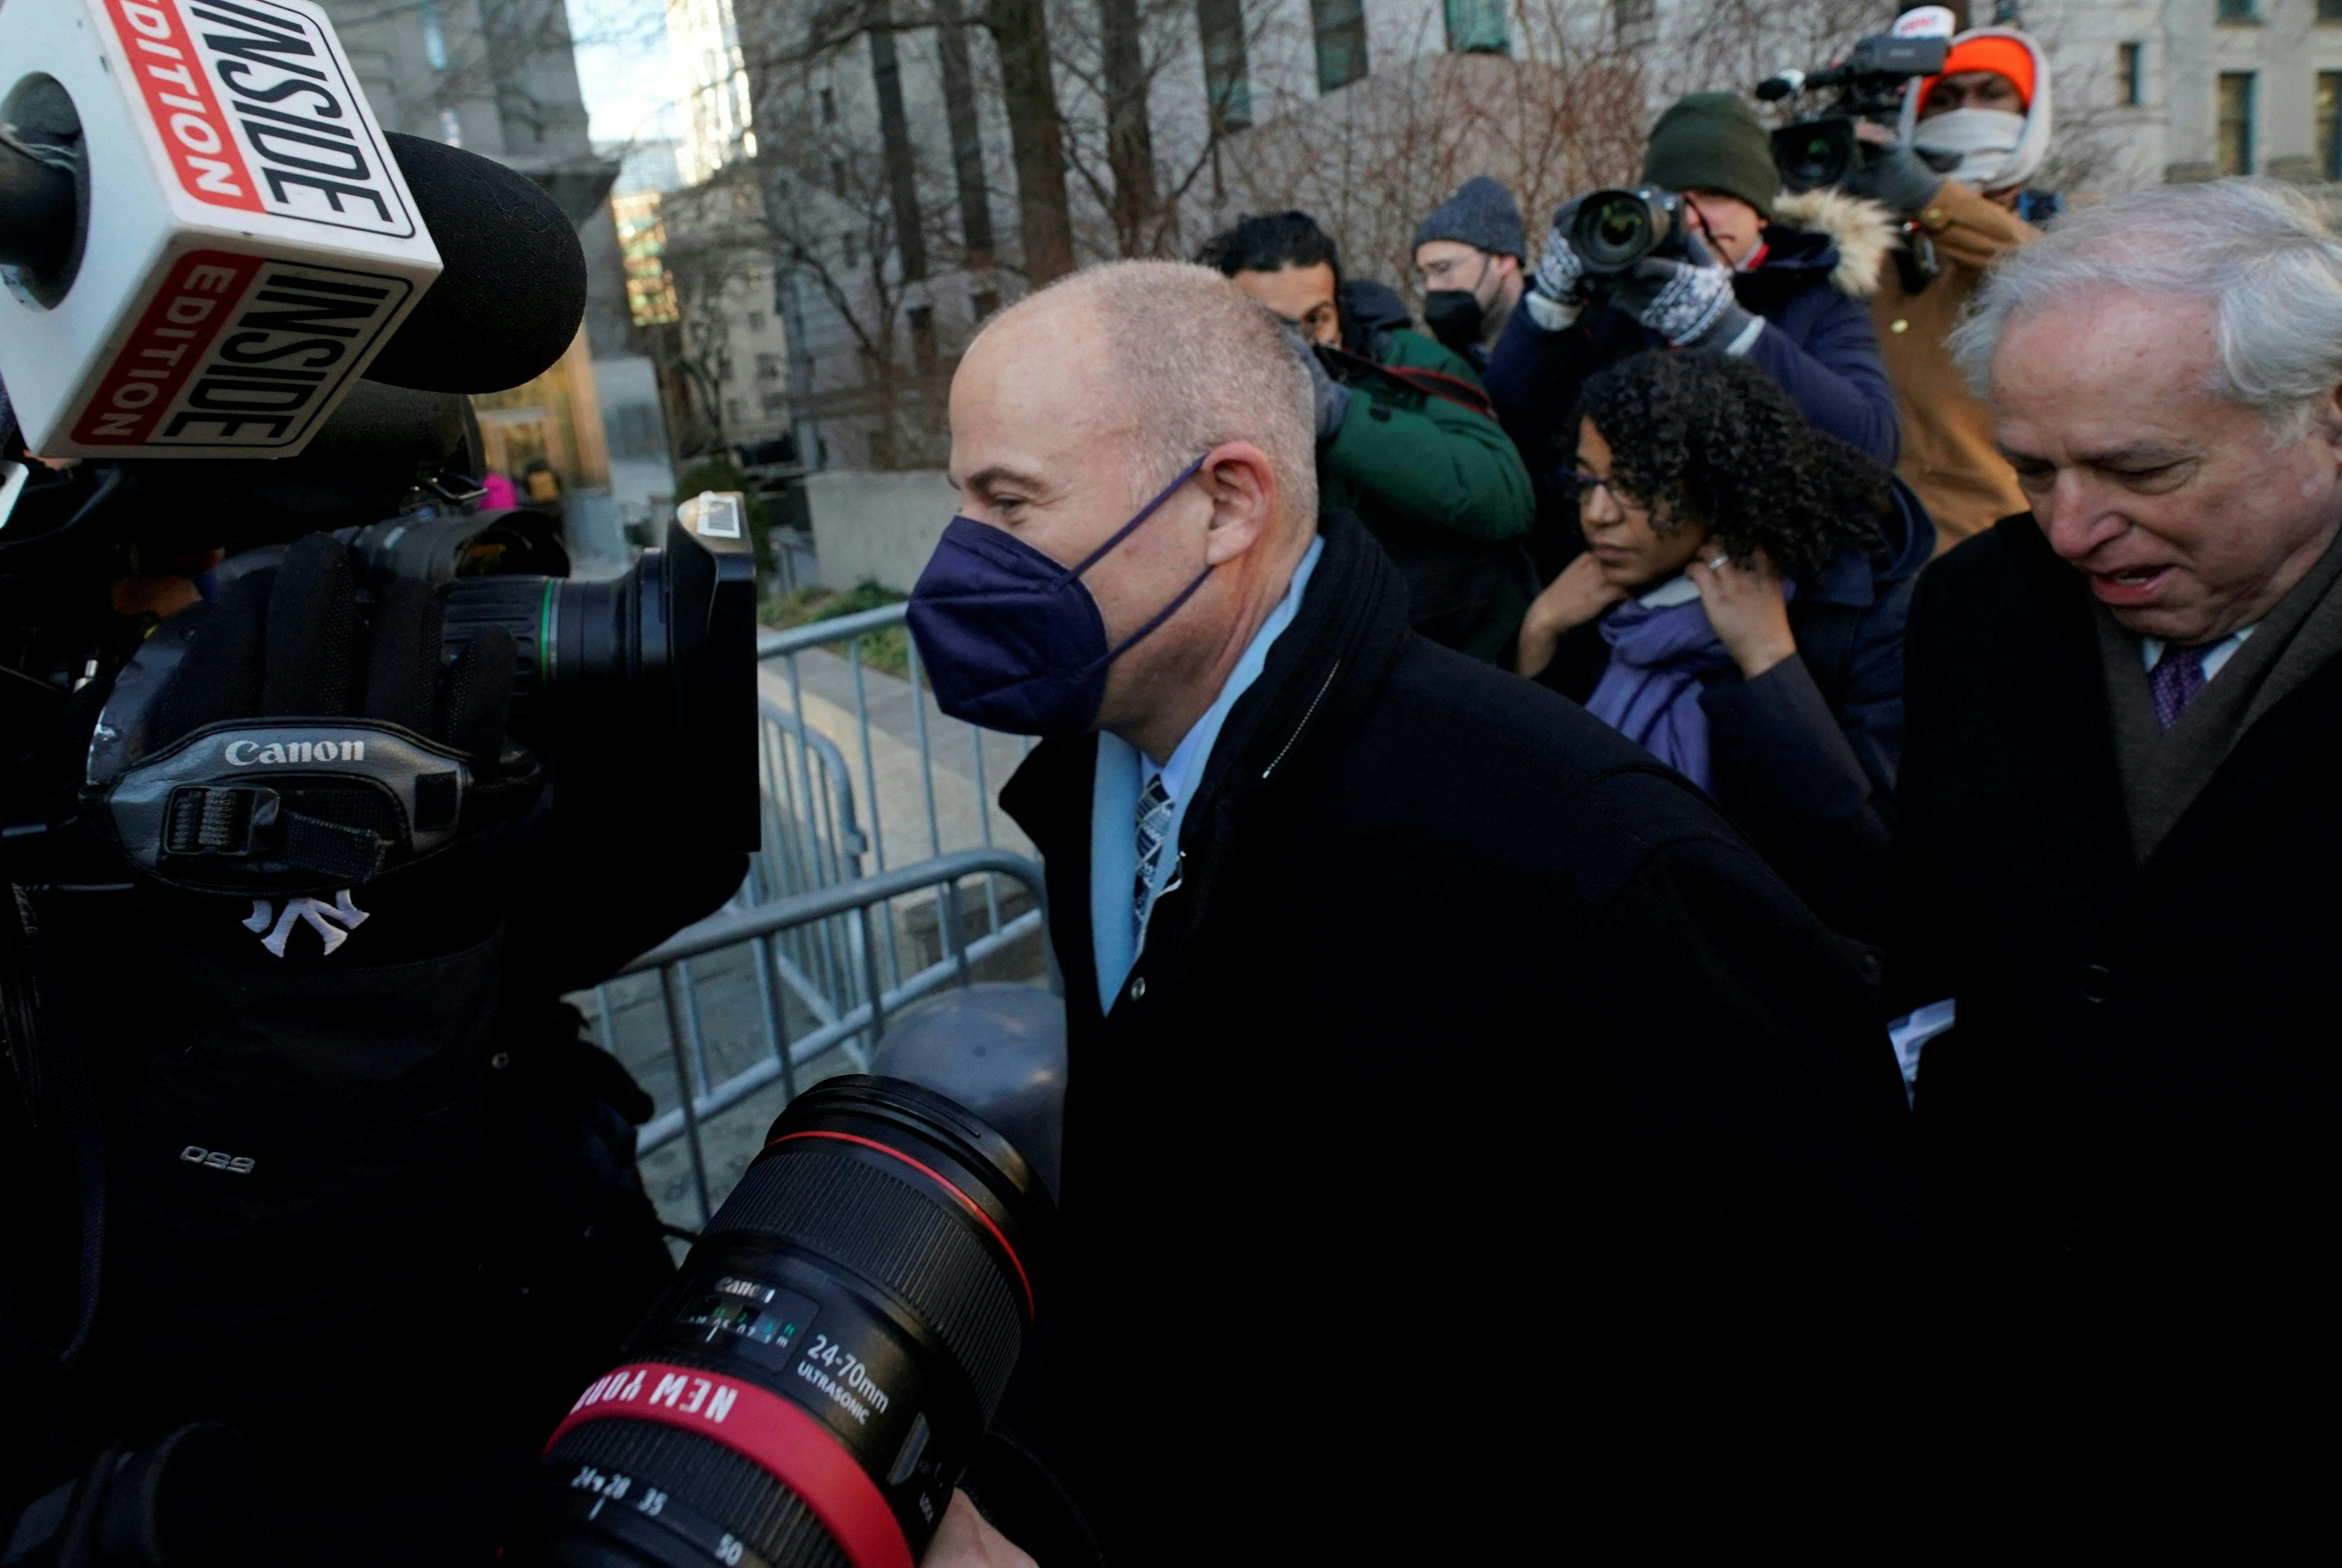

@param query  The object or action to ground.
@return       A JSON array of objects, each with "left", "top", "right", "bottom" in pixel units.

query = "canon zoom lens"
[
  {"left": 513, "top": 1077, "right": 1053, "bottom": 1568},
  {"left": 1568, "top": 185, "right": 1684, "bottom": 274},
  {"left": 335, "top": 509, "right": 758, "bottom": 851}
]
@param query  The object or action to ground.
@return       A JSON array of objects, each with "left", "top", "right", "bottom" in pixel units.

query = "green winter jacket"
[{"left": 1318, "top": 316, "right": 1536, "bottom": 666}]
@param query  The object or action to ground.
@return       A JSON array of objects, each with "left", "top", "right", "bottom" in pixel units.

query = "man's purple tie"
[{"left": 2149, "top": 642, "right": 2210, "bottom": 731}]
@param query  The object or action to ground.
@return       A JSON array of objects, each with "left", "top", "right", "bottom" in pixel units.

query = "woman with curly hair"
[{"left": 1516, "top": 349, "right": 1934, "bottom": 938}]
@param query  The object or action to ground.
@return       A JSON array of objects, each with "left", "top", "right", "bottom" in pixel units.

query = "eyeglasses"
[{"left": 1564, "top": 469, "right": 1637, "bottom": 505}]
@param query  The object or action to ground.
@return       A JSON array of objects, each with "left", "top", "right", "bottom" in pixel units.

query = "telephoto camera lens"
[
  {"left": 513, "top": 1076, "right": 1053, "bottom": 1568},
  {"left": 1569, "top": 186, "right": 1683, "bottom": 274}
]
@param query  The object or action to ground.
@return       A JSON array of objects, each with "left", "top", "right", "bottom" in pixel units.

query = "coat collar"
[
  {"left": 1993, "top": 510, "right": 2342, "bottom": 900},
  {"left": 1001, "top": 511, "right": 1413, "bottom": 1024},
  {"left": 1803, "top": 478, "right": 1938, "bottom": 609}
]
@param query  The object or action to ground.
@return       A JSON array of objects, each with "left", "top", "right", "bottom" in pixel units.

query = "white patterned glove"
[
  {"left": 1525, "top": 198, "right": 1589, "bottom": 331},
  {"left": 1606, "top": 227, "right": 1759, "bottom": 352}
]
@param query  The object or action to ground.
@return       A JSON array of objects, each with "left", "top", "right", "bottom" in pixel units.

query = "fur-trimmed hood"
[{"left": 1769, "top": 186, "right": 1898, "bottom": 299}]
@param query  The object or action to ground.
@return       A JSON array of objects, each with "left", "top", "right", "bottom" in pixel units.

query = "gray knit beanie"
[{"left": 1412, "top": 176, "right": 1526, "bottom": 261}]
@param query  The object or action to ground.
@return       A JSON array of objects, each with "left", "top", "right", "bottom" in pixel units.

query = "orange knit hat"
[{"left": 1919, "top": 35, "right": 2036, "bottom": 111}]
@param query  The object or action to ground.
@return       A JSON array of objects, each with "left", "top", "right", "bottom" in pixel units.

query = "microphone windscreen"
[{"left": 362, "top": 133, "right": 588, "bottom": 394}]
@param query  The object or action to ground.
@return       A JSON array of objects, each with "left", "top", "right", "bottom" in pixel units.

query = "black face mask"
[
  {"left": 1422, "top": 289, "right": 1485, "bottom": 352},
  {"left": 1421, "top": 253, "right": 1496, "bottom": 352}
]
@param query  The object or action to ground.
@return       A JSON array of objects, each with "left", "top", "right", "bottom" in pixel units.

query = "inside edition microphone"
[{"left": 0, "top": 0, "right": 586, "bottom": 461}]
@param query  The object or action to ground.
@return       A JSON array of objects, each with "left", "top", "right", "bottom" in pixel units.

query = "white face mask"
[{"left": 1912, "top": 107, "right": 2028, "bottom": 191}]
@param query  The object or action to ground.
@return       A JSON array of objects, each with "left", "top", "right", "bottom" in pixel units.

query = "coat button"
[
  {"left": 2079, "top": 963, "right": 2113, "bottom": 1003},
  {"left": 1129, "top": 976, "right": 1146, "bottom": 1000},
  {"left": 1890, "top": 318, "right": 1909, "bottom": 333}
]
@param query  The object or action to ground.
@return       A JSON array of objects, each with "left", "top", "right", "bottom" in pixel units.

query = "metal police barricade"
[{"left": 615, "top": 849, "right": 1055, "bottom": 1225}]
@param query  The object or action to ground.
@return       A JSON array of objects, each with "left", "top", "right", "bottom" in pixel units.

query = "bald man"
[{"left": 906, "top": 262, "right": 1917, "bottom": 1555}]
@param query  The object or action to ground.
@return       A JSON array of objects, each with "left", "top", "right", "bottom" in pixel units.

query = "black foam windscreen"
[{"left": 362, "top": 132, "right": 589, "bottom": 395}]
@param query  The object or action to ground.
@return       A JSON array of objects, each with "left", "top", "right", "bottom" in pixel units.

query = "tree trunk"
[
  {"left": 982, "top": 0, "right": 1075, "bottom": 283},
  {"left": 1096, "top": 0, "right": 1158, "bottom": 255},
  {"left": 932, "top": 0, "right": 996, "bottom": 267},
  {"left": 865, "top": 1, "right": 930, "bottom": 284}
]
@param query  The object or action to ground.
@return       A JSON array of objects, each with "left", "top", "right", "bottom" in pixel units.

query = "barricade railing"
[
  {"left": 620, "top": 848, "right": 1053, "bottom": 1225},
  {"left": 755, "top": 609, "right": 1037, "bottom": 956}
]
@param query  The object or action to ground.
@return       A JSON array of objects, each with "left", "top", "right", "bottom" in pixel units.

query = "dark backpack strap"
[{"left": 1316, "top": 344, "right": 1498, "bottom": 420}]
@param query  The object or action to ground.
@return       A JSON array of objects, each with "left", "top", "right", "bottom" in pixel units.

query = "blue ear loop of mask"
[{"left": 1051, "top": 453, "right": 1217, "bottom": 680}]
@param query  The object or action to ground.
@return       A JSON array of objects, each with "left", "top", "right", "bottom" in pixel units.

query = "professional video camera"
[
  {"left": 1, "top": 3, "right": 759, "bottom": 1562},
  {"left": 0, "top": 6, "right": 759, "bottom": 862},
  {"left": 1757, "top": 32, "right": 1950, "bottom": 193}
]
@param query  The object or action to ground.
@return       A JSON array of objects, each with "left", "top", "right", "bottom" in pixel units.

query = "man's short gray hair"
[
  {"left": 1003, "top": 260, "right": 1318, "bottom": 526},
  {"left": 1950, "top": 178, "right": 2342, "bottom": 441}
]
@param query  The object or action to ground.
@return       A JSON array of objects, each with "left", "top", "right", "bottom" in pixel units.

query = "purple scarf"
[{"left": 1585, "top": 589, "right": 1744, "bottom": 791}]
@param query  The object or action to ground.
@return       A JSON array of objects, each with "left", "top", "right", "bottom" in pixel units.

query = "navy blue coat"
[
  {"left": 1535, "top": 479, "right": 1934, "bottom": 944},
  {"left": 1487, "top": 221, "right": 1900, "bottom": 578}
]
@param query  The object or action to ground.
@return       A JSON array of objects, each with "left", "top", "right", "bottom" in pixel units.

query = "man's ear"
[{"left": 1199, "top": 442, "right": 1279, "bottom": 568}]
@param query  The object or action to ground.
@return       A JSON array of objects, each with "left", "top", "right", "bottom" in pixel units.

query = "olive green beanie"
[{"left": 1641, "top": 91, "right": 1778, "bottom": 220}]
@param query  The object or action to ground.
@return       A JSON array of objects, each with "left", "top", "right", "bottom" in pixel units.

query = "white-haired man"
[
  {"left": 1897, "top": 179, "right": 2342, "bottom": 1510},
  {"left": 907, "top": 260, "right": 1916, "bottom": 1557}
]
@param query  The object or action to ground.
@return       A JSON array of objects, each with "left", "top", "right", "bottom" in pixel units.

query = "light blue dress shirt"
[
  {"left": 2141, "top": 625, "right": 2254, "bottom": 681},
  {"left": 1088, "top": 537, "right": 1323, "bottom": 1014}
]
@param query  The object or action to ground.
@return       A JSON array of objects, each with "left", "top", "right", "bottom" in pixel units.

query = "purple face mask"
[{"left": 906, "top": 456, "right": 1212, "bottom": 736}]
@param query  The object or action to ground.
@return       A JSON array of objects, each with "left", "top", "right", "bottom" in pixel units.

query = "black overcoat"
[
  {"left": 1893, "top": 513, "right": 2342, "bottom": 1492},
  {"left": 999, "top": 513, "right": 1917, "bottom": 1558}
]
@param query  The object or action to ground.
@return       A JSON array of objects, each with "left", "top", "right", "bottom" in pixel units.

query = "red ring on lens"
[
  {"left": 764, "top": 1130, "right": 1036, "bottom": 1320},
  {"left": 546, "top": 1361, "right": 912, "bottom": 1568}
]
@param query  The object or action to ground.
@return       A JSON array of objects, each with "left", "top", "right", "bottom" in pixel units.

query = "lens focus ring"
[
  {"left": 712, "top": 1142, "right": 1023, "bottom": 1410},
  {"left": 546, "top": 1418, "right": 850, "bottom": 1568}
]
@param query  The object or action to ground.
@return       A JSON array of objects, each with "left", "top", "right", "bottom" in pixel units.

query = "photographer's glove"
[
  {"left": 83, "top": 531, "right": 535, "bottom": 897},
  {"left": 1524, "top": 198, "right": 1589, "bottom": 331},
  {"left": 1281, "top": 322, "right": 1351, "bottom": 448},
  {"left": 1605, "top": 228, "right": 1760, "bottom": 353},
  {"left": 1843, "top": 140, "right": 1945, "bottom": 216}
]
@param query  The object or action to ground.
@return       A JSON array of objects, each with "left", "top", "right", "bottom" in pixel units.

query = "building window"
[
  {"left": 2323, "top": 73, "right": 2342, "bottom": 177},
  {"left": 1196, "top": 0, "right": 1253, "bottom": 129},
  {"left": 1310, "top": 0, "right": 1369, "bottom": 95},
  {"left": 1611, "top": 0, "right": 1655, "bottom": 47},
  {"left": 831, "top": 159, "right": 848, "bottom": 197},
  {"left": 2117, "top": 43, "right": 2142, "bottom": 105},
  {"left": 1443, "top": 0, "right": 1507, "bottom": 54},
  {"left": 909, "top": 305, "right": 938, "bottom": 374},
  {"left": 761, "top": 392, "right": 789, "bottom": 417},
  {"left": 2216, "top": 0, "right": 2256, "bottom": 19},
  {"left": 2218, "top": 72, "right": 2256, "bottom": 174},
  {"left": 972, "top": 290, "right": 1001, "bottom": 321},
  {"left": 438, "top": 107, "right": 463, "bottom": 147},
  {"left": 821, "top": 87, "right": 838, "bottom": 123}
]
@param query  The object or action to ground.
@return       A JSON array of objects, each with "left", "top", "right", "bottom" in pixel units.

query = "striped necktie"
[{"left": 1133, "top": 772, "right": 1172, "bottom": 930}]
